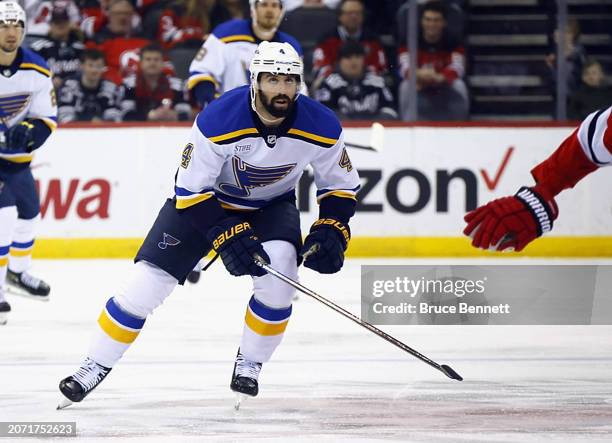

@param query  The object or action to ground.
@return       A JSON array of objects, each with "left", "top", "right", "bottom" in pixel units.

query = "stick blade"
[
  {"left": 440, "top": 364, "right": 463, "bottom": 381},
  {"left": 370, "top": 122, "right": 385, "bottom": 152}
]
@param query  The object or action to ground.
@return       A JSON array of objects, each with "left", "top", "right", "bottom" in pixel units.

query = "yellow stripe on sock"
[
  {"left": 10, "top": 248, "right": 32, "bottom": 257},
  {"left": 244, "top": 310, "right": 288, "bottom": 336},
  {"left": 98, "top": 311, "right": 140, "bottom": 344},
  {"left": 0, "top": 256, "right": 7, "bottom": 266}
]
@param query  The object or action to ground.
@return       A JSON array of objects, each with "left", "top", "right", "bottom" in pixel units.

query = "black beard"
[{"left": 260, "top": 90, "right": 293, "bottom": 118}]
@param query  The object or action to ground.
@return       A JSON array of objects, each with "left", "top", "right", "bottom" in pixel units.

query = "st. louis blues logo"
[
  {"left": 0, "top": 93, "right": 31, "bottom": 130},
  {"left": 158, "top": 233, "right": 181, "bottom": 250},
  {"left": 219, "top": 156, "right": 296, "bottom": 197}
]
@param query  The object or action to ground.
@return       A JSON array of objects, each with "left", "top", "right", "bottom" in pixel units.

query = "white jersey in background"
[{"left": 187, "top": 19, "right": 302, "bottom": 103}]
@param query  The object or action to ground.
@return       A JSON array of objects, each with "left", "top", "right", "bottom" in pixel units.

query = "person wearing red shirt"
[
  {"left": 398, "top": 0, "right": 468, "bottom": 121},
  {"left": 312, "top": 0, "right": 386, "bottom": 87}
]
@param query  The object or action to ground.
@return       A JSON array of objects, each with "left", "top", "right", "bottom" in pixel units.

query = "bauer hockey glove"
[
  {"left": 301, "top": 218, "right": 350, "bottom": 274},
  {"left": 5, "top": 121, "right": 35, "bottom": 152},
  {"left": 463, "top": 186, "right": 558, "bottom": 252},
  {"left": 207, "top": 218, "right": 270, "bottom": 277}
]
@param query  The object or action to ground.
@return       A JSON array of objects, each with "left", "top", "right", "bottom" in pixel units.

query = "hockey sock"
[
  {"left": 8, "top": 215, "right": 39, "bottom": 273},
  {"left": 88, "top": 297, "right": 146, "bottom": 368},
  {"left": 240, "top": 295, "right": 292, "bottom": 363},
  {"left": 0, "top": 207, "right": 18, "bottom": 294}
]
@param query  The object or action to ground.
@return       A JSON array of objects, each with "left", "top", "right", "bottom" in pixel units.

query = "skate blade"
[
  {"left": 234, "top": 393, "right": 248, "bottom": 411},
  {"left": 5, "top": 286, "right": 49, "bottom": 302},
  {"left": 0, "top": 313, "right": 7, "bottom": 325},
  {"left": 56, "top": 397, "right": 73, "bottom": 410}
]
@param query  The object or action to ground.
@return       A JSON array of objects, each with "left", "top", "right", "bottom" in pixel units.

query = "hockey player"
[
  {"left": 188, "top": 0, "right": 302, "bottom": 110},
  {"left": 186, "top": 0, "right": 302, "bottom": 283},
  {"left": 58, "top": 41, "right": 360, "bottom": 407},
  {"left": 0, "top": 1, "right": 57, "bottom": 325},
  {"left": 464, "top": 106, "right": 611, "bottom": 252}
]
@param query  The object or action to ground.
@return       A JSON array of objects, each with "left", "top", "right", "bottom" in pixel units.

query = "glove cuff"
[
  {"left": 310, "top": 218, "right": 351, "bottom": 249},
  {"left": 515, "top": 186, "right": 557, "bottom": 236},
  {"left": 208, "top": 218, "right": 253, "bottom": 251}
]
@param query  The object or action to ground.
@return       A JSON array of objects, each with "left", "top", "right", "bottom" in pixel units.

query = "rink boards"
[{"left": 30, "top": 123, "right": 612, "bottom": 258}]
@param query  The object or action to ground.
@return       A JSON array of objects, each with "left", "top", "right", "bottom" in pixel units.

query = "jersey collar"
[{"left": 0, "top": 47, "right": 23, "bottom": 78}]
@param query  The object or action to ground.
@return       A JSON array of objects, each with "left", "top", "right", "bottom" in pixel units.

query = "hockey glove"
[
  {"left": 5, "top": 121, "right": 35, "bottom": 152},
  {"left": 207, "top": 218, "right": 270, "bottom": 277},
  {"left": 301, "top": 218, "right": 350, "bottom": 274},
  {"left": 463, "top": 186, "right": 558, "bottom": 252}
]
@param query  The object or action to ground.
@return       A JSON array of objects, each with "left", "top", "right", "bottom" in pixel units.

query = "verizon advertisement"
[{"left": 32, "top": 125, "right": 611, "bottom": 240}]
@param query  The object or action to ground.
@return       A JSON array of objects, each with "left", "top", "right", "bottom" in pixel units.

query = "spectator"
[
  {"left": 119, "top": 44, "right": 191, "bottom": 121},
  {"left": 29, "top": 7, "right": 85, "bottom": 90},
  {"left": 80, "top": 0, "right": 144, "bottom": 41},
  {"left": 398, "top": 0, "right": 468, "bottom": 121},
  {"left": 315, "top": 40, "right": 397, "bottom": 120},
  {"left": 23, "top": 0, "right": 81, "bottom": 37},
  {"left": 312, "top": 0, "right": 387, "bottom": 86},
  {"left": 187, "top": 0, "right": 302, "bottom": 109},
  {"left": 545, "top": 18, "right": 587, "bottom": 97},
  {"left": 92, "top": 0, "right": 143, "bottom": 44},
  {"left": 568, "top": 59, "right": 612, "bottom": 120},
  {"left": 283, "top": 0, "right": 341, "bottom": 11},
  {"left": 157, "top": 0, "right": 213, "bottom": 50},
  {"left": 86, "top": 0, "right": 176, "bottom": 84},
  {"left": 57, "top": 49, "right": 122, "bottom": 123}
]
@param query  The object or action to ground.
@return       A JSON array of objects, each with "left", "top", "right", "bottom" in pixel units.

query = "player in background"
[
  {"left": 186, "top": 0, "right": 302, "bottom": 283},
  {"left": 0, "top": 1, "right": 57, "bottom": 325},
  {"left": 188, "top": 0, "right": 302, "bottom": 110},
  {"left": 464, "top": 106, "right": 611, "bottom": 252},
  {"left": 58, "top": 41, "right": 360, "bottom": 408}
]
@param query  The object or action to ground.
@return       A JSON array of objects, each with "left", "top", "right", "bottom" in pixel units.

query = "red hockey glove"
[{"left": 463, "top": 186, "right": 558, "bottom": 252}]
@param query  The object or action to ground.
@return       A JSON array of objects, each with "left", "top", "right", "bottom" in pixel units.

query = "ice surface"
[{"left": 1, "top": 258, "right": 611, "bottom": 442}]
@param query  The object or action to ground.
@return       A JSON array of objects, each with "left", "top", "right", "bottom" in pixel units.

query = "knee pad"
[
  {"left": 252, "top": 240, "right": 297, "bottom": 308},
  {"left": 0, "top": 206, "right": 18, "bottom": 246},
  {"left": 114, "top": 261, "right": 178, "bottom": 318}
]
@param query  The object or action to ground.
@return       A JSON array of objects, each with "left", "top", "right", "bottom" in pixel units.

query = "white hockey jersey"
[
  {"left": 0, "top": 48, "right": 58, "bottom": 165},
  {"left": 175, "top": 86, "right": 360, "bottom": 211},
  {"left": 187, "top": 19, "right": 302, "bottom": 96}
]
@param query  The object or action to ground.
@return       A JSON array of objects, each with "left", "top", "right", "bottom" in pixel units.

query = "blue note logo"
[
  {"left": 158, "top": 233, "right": 181, "bottom": 249},
  {"left": 219, "top": 156, "right": 296, "bottom": 197}
]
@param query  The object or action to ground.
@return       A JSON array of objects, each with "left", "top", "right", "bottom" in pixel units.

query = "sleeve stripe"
[
  {"left": 583, "top": 107, "right": 612, "bottom": 166},
  {"left": 187, "top": 74, "right": 219, "bottom": 90}
]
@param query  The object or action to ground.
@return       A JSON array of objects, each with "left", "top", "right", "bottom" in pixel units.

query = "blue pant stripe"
[
  {"left": 248, "top": 295, "right": 292, "bottom": 322},
  {"left": 105, "top": 298, "right": 146, "bottom": 329}
]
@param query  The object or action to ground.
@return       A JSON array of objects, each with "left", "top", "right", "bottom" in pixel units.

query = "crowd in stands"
[{"left": 20, "top": 0, "right": 611, "bottom": 123}]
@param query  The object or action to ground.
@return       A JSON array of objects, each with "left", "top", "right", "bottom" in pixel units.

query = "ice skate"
[
  {"left": 6, "top": 270, "right": 50, "bottom": 301},
  {"left": 57, "top": 358, "right": 111, "bottom": 409},
  {"left": 230, "top": 350, "right": 262, "bottom": 410},
  {"left": 0, "top": 300, "right": 10, "bottom": 325}
]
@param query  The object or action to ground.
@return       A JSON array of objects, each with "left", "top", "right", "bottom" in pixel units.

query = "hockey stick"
[
  {"left": 253, "top": 249, "right": 463, "bottom": 381},
  {"left": 345, "top": 122, "right": 385, "bottom": 152}
]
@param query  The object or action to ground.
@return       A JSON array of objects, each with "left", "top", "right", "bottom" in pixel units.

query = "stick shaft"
[{"left": 257, "top": 259, "right": 452, "bottom": 377}]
